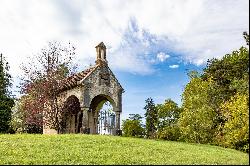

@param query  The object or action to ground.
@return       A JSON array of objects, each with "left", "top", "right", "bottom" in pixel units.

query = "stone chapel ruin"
[{"left": 43, "top": 42, "right": 124, "bottom": 135}]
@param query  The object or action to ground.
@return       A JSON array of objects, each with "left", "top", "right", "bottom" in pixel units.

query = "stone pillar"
[
  {"left": 88, "top": 109, "right": 94, "bottom": 134},
  {"left": 81, "top": 107, "right": 90, "bottom": 134},
  {"left": 115, "top": 90, "right": 123, "bottom": 136},
  {"left": 71, "top": 114, "right": 76, "bottom": 133},
  {"left": 76, "top": 111, "right": 81, "bottom": 133},
  {"left": 93, "top": 112, "right": 98, "bottom": 134},
  {"left": 115, "top": 111, "right": 122, "bottom": 136}
]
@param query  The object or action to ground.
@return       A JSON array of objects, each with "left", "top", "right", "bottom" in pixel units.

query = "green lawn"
[{"left": 0, "top": 134, "right": 248, "bottom": 165}]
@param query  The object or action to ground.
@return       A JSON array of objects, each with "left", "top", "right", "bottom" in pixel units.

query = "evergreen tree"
[
  {"left": 144, "top": 97, "right": 157, "bottom": 138},
  {"left": 0, "top": 53, "right": 14, "bottom": 133}
]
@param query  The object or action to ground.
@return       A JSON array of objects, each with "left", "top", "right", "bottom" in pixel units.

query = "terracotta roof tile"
[{"left": 59, "top": 66, "right": 96, "bottom": 91}]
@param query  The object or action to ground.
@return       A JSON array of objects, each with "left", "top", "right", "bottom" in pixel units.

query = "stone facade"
[{"left": 43, "top": 42, "right": 124, "bottom": 135}]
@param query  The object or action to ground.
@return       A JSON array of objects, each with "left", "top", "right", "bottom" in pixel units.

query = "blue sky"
[
  {"left": 0, "top": 0, "right": 249, "bottom": 121},
  {"left": 113, "top": 63, "right": 203, "bottom": 121}
]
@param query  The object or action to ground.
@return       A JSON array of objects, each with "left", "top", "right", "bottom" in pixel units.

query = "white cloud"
[
  {"left": 156, "top": 52, "right": 170, "bottom": 62},
  {"left": 169, "top": 65, "right": 179, "bottom": 69},
  {"left": 107, "top": 18, "right": 173, "bottom": 75},
  {"left": 0, "top": 0, "right": 249, "bottom": 79}
]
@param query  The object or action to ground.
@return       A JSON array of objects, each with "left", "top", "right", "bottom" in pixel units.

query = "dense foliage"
[
  {"left": 14, "top": 95, "right": 43, "bottom": 133},
  {"left": 219, "top": 93, "right": 249, "bottom": 152},
  {"left": 179, "top": 32, "right": 249, "bottom": 152},
  {"left": 156, "top": 99, "right": 182, "bottom": 141},
  {"left": 178, "top": 77, "right": 217, "bottom": 143},
  {"left": 122, "top": 114, "right": 145, "bottom": 137},
  {"left": 0, "top": 54, "right": 14, "bottom": 133}
]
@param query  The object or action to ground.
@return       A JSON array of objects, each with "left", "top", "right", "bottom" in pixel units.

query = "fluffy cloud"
[
  {"left": 169, "top": 65, "right": 179, "bottom": 69},
  {"left": 0, "top": 0, "right": 249, "bottom": 78},
  {"left": 157, "top": 52, "right": 170, "bottom": 62},
  {"left": 108, "top": 18, "right": 173, "bottom": 74}
]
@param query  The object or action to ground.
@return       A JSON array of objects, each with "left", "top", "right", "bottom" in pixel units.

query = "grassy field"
[{"left": 0, "top": 134, "right": 248, "bottom": 165}]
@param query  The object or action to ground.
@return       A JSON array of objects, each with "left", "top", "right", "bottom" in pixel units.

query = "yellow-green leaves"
[
  {"left": 220, "top": 93, "right": 249, "bottom": 152},
  {"left": 179, "top": 77, "right": 217, "bottom": 143}
]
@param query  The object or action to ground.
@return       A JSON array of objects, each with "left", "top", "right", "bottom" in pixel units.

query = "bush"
[
  {"left": 122, "top": 119, "right": 145, "bottom": 138},
  {"left": 219, "top": 93, "right": 249, "bottom": 153},
  {"left": 26, "top": 124, "right": 43, "bottom": 134},
  {"left": 157, "top": 125, "right": 180, "bottom": 141}
]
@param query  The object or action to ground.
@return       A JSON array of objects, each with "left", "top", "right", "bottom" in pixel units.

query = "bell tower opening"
[{"left": 95, "top": 42, "right": 107, "bottom": 66}]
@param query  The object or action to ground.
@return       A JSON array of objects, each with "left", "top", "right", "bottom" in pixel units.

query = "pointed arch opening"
[
  {"left": 60, "top": 95, "right": 82, "bottom": 133},
  {"left": 89, "top": 94, "right": 116, "bottom": 135}
]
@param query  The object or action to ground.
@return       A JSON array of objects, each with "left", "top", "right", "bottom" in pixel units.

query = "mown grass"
[{"left": 0, "top": 134, "right": 248, "bottom": 165}]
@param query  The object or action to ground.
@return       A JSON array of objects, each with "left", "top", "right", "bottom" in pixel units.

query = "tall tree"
[
  {"left": 20, "top": 41, "right": 77, "bottom": 133},
  {"left": 157, "top": 99, "right": 181, "bottom": 129},
  {"left": 178, "top": 76, "right": 217, "bottom": 143},
  {"left": 144, "top": 97, "right": 157, "bottom": 138},
  {"left": 0, "top": 53, "right": 14, "bottom": 133},
  {"left": 128, "top": 113, "right": 143, "bottom": 121},
  {"left": 156, "top": 99, "right": 182, "bottom": 141}
]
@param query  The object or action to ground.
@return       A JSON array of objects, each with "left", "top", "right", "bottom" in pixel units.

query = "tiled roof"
[{"left": 59, "top": 66, "right": 96, "bottom": 91}]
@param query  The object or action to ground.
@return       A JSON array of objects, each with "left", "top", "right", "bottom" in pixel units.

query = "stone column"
[
  {"left": 76, "top": 111, "right": 81, "bottom": 133},
  {"left": 88, "top": 109, "right": 94, "bottom": 134},
  {"left": 71, "top": 114, "right": 76, "bottom": 133},
  {"left": 93, "top": 112, "right": 98, "bottom": 134},
  {"left": 115, "top": 111, "right": 122, "bottom": 136},
  {"left": 81, "top": 107, "right": 90, "bottom": 134},
  {"left": 115, "top": 90, "right": 123, "bottom": 136},
  {"left": 115, "top": 111, "right": 120, "bottom": 130}
]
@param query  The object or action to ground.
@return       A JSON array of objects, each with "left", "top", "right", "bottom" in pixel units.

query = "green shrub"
[
  {"left": 219, "top": 93, "right": 249, "bottom": 152},
  {"left": 122, "top": 119, "right": 145, "bottom": 137},
  {"left": 157, "top": 125, "right": 180, "bottom": 141}
]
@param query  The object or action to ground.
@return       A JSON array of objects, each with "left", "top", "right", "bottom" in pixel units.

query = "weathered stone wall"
[{"left": 81, "top": 65, "right": 123, "bottom": 111}]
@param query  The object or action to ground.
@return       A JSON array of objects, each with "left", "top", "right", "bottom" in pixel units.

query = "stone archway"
[
  {"left": 97, "top": 101, "right": 115, "bottom": 135},
  {"left": 60, "top": 95, "right": 82, "bottom": 134},
  {"left": 88, "top": 94, "right": 117, "bottom": 135}
]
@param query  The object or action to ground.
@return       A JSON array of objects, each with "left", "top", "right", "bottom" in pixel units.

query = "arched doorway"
[
  {"left": 60, "top": 95, "right": 82, "bottom": 133},
  {"left": 97, "top": 101, "right": 115, "bottom": 135},
  {"left": 89, "top": 95, "right": 116, "bottom": 135}
]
